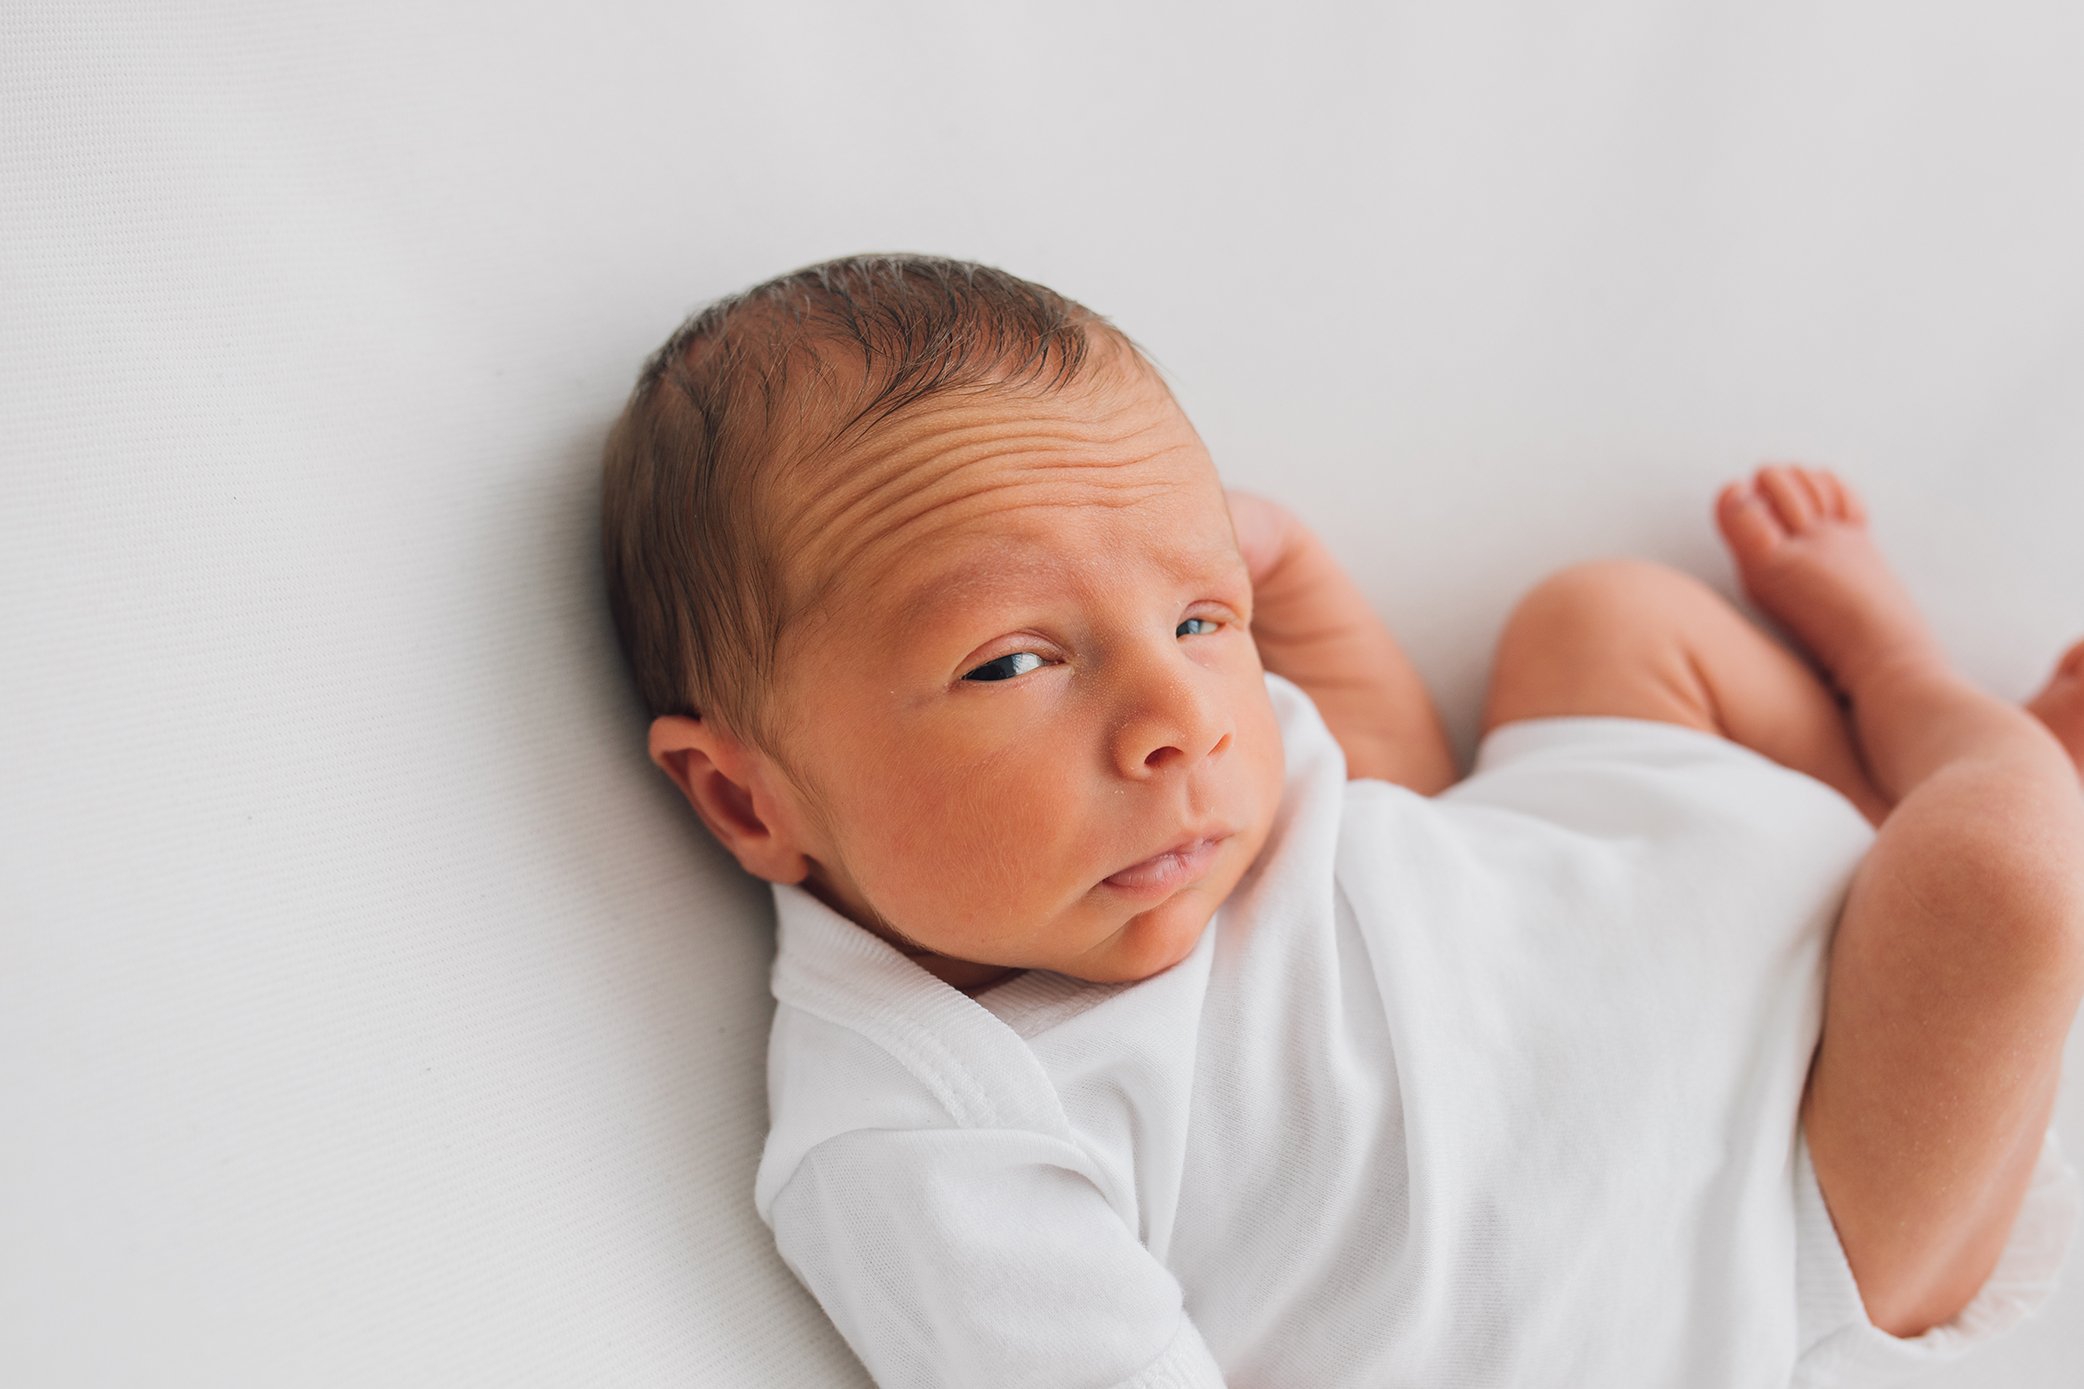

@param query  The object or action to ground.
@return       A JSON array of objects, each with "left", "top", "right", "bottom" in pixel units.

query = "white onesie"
[{"left": 754, "top": 671, "right": 2079, "bottom": 1387}]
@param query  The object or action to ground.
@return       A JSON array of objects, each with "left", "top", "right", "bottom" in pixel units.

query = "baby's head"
[{"left": 601, "top": 254, "right": 1285, "bottom": 989}]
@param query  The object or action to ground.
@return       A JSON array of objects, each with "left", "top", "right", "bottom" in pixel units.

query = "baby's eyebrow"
[
  {"left": 892, "top": 562, "right": 1046, "bottom": 629},
  {"left": 892, "top": 541, "right": 1241, "bottom": 629}
]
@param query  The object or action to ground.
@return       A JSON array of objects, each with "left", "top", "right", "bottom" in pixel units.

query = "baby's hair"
[{"left": 600, "top": 252, "right": 1144, "bottom": 762}]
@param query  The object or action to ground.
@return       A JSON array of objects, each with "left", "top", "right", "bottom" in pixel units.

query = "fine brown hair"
[{"left": 599, "top": 252, "right": 1142, "bottom": 761}]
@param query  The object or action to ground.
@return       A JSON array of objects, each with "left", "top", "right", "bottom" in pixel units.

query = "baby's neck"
[
  {"left": 925, "top": 956, "right": 1023, "bottom": 997},
  {"left": 806, "top": 876, "right": 1027, "bottom": 996}
]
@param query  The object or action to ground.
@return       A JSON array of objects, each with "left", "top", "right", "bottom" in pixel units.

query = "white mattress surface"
[{"left": 6, "top": 2, "right": 2082, "bottom": 1384}]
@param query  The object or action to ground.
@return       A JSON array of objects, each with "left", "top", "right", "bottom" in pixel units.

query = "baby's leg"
[
  {"left": 1481, "top": 465, "right": 2084, "bottom": 1339},
  {"left": 1479, "top": 553, "right": 1896, "bottom": 826},
  {"left": 1712, "top": 466, "right": 2084, "bottom": 1337}
]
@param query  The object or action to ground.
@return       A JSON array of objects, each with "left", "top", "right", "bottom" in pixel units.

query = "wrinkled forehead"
[{"left": 769, "top": 353, "right": 1233, "bottom": 634}]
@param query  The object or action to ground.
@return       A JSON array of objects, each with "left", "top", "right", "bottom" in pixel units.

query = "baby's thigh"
[
  {"left": 1480, "top": 558, "right": 1888, "bottom": 824},
  {"left": 1800, "top": 798, "right": 2083, "bottom": 1337}
]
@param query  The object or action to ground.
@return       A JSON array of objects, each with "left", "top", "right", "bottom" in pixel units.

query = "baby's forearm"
[{"left": 1249, "top": 524, "right": 1460, "bottom": 793}]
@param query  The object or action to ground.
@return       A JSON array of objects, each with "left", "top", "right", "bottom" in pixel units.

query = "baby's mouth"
[{"left": 1102, "top": 833, "right": 1231, "bottom": 895}]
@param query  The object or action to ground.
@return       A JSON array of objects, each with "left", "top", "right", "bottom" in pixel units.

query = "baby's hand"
[
  {"left": 1221, "top": 488, "right": 1461, "bottom": 792},
  {"left": 1224, "top": 488, "right": 1298, "bottom": 595}
]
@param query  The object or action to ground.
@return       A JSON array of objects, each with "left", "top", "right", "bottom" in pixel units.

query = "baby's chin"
[
  {"left": 1103, "top": 815, "right": 1277, "bottom": 979},
  {"left": 1082, "top": 873, "right": 1236, "bottom": 983}
]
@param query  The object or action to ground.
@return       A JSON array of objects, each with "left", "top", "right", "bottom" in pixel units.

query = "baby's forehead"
[
  {"left": 825, "top": 477, "right": 1245, "bottom": 645},
  {"left": 892, "top": 515, "right": 1243, "bottom": 632},
  {"left": 771, "top": 362, "right": 1226, "bottom": 616}
]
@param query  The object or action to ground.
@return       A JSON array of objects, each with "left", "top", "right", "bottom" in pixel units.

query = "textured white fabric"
[
  {"left": 1791, "top": 1128, "right": 2083, "bottom": 1387},
  {"left": 757, "top": 673, "right": 2081, "bottom": 1386}
]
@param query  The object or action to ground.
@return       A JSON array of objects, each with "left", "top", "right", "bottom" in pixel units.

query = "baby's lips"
[{"left": 1102, "top": 831, "right": 1232, "bottom": 893}]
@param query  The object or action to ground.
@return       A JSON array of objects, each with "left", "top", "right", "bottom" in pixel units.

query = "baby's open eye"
[
  {"left": 960, "top": 618, "right": 1220, "bottom": 683},
  {"left": 962, "top": 651, "right": 1046, "bottom": 682}
]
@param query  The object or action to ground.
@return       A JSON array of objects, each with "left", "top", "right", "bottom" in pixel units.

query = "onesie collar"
[{"left": 768, "top": 879, "right": 1078, "bottom": 1137}]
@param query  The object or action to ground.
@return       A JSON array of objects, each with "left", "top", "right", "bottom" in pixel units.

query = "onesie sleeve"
[
  {"left": 768, "top": 1124, "right": 1226, "bottom": 1389},
  {"left": 1790, "top": 1124, "right": 2084, "bottom": 1387}
]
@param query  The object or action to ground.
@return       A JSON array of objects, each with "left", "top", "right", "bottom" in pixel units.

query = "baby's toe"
[
  {"left": 1756, "top": 464, "right": 1819, "bottom": 531},
  {"left": 1715, "top": 477, "right": 1784, "bottom": 563},
  {"left": 2027, "top": 638, "right": 2084, "bottom": 775},
  {"left": 1805, "top": 468, "right": 1843, "bottom": 520},
  {"left": 1809, "top": 467, "right": 1869, "bottom": 526}
]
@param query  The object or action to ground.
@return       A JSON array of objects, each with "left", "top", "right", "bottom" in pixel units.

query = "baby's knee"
[
  {"left": 1509, "top": 558, "right": 1716, "bottom": 633},
  {"left": 1871, "top": 762, "right": 2084, "bottom": 986},
  {"left": 1496, "top": 559, "right": 1720, "bottom": 671},
  {"left": 1483, "top": 558, "right": 1726, "bottom": 737}
]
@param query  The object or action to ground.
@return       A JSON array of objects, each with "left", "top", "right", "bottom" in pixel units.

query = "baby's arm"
[
  {"left": 771, "top": 1127, "right": 1225, "bottom": 1386},
  {"left": 1226, "top": 489, "right": 1460, "bottom": 792}
]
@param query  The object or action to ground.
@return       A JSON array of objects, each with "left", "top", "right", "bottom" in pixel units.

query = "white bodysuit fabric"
[{"left": 754, "top": 672, "right": 2080, "bottom": 1387}]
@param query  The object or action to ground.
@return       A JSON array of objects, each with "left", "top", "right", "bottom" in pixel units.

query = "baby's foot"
[
  {"left": 1713, "top": 464, "right": 1948, "bottom": 698},
  {"left": 2026, "top": 639, "right": 2084, "bottom": 777}
]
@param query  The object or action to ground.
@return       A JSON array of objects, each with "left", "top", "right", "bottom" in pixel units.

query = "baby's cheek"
[
  {"left": 1263, "top": 709, "right": 1288, "bottom": 788},
  {"left": 1245, "top": 701, "right": 1288, "bottom": 836},
  {"left": 914, "top": 744, "right": 1080, "bottom": 890}
]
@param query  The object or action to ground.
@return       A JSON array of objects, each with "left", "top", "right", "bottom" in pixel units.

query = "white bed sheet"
[{"left": 5, "top": 2, "right": 2081, "bottom": 1384}]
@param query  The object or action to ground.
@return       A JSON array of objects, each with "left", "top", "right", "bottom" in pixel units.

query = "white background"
[{"left": 5, "top": 1, "right": 2082, "bottom": 1383}]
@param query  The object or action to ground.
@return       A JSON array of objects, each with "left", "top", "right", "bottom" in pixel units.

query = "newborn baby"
[{"left": 600, "top": 254, "right": 2084, "bottom": 1387}]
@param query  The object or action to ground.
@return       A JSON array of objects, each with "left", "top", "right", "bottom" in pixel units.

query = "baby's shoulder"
[
  {"left": 767, "top": 1002, "right": 955, "bottom": 1130},
  {"left": 757, "top": 984, "right": 1083, "bottom": 1214},
  {"left": 756, "top": 1003, "right": 962, "bottom": 1220}
]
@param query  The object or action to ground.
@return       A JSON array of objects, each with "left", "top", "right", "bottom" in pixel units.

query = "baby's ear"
[{"left": 646, "top": 714, "right": 810, "bottom": 884}]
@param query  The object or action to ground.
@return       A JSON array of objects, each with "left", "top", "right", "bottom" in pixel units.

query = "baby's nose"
[
  {"left": 1140, "top": 728, "right": 1232, "bottom": 772},
  {"left": 1114, "top": 670, "right": 1233, "bottom": 777}
]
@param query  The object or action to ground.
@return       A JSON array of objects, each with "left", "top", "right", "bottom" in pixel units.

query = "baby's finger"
[{"left": 1224, "top": 488, "right": 1292, "bottom": 588}]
